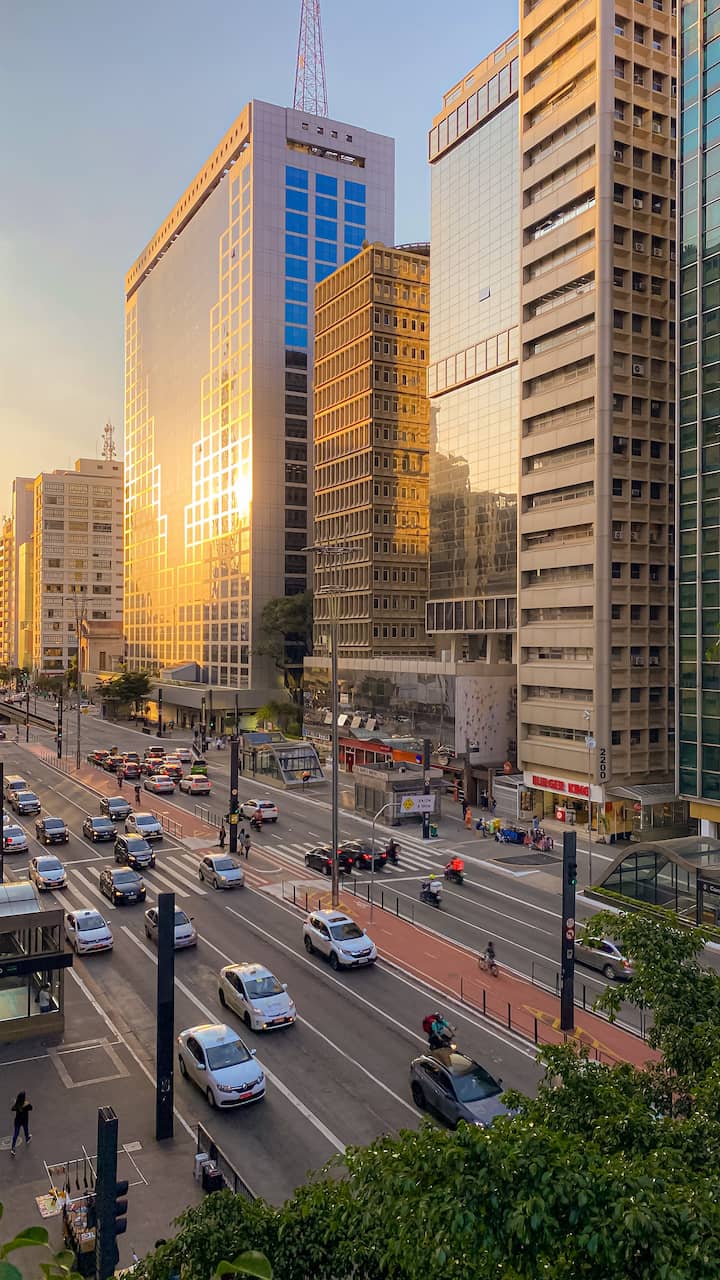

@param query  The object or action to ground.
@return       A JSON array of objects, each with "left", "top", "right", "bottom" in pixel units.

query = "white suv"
[
  {"left": 303, "top": 910, "right": 377, "bottom": 970},
  {"left": 239, "top": 799, "right": 278, "bottom": 822}
]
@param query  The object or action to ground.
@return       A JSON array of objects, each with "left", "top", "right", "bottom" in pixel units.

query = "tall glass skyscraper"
[
  {"left": 679, "top": 0, "right": 720, "bottom": 832},
  {"left": 124, "top": 100, "right": 393, "bottom": 706}
]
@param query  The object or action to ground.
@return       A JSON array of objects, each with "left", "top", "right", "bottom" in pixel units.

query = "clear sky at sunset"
[{"left": 1, "top": 0, "right": 512, "bottom": 511}]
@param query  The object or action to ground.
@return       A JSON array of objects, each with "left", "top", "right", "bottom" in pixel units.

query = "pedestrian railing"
[
  {"left": 149, "top": 809, "right": 183, "bottom": 839},
  {"left": 281, "top": 882, "right": 326, "bottom": 914},
  {"left": 196, "top": 1123, "right": 256, "bottom": 1200},
  {"left": 193, "top": 804, "right": 224, "bottom": 829},
  {"left": 529, "top": 958, "right": 649, "bottom": 1041}
]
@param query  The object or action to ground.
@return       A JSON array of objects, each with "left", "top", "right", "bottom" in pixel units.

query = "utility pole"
[
  {"left": 421, "top": 737, "right": 431, "bottom": 840},
  {"left": 57, "top": 692, "right": 63, "bottom": 760},
  {"left": 330, "top": 607, "right": 340, "bottom": 907},
  {"left": 155, "top": 893, "right": 175, "bottom": 1140},
  {"left": 0, "top": 762, "right": 4, "bottom": 882},
  {"left": 157, "top": 688, "right": 163, "bottom": 739},
  {"left": 560, "top": 831, "right": 577, "bottom": 1033},
  {"left": 25, "top": 686, "right": 30, "bottom": 743},
  {"left": 229, "top": 737, "right": 240, "bottom": 856}
]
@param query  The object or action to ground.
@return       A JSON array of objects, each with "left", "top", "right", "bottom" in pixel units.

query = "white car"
[
  {"left": 239, "top": 799, "right": 278, "bottom": 822},
  {"left": 144, "top": 906, "right": 197, "bottom": 949},
  {"left": 3, "top": 823, "right": 29, "bottom": 853},
  {"left": 178, "top": 775, "right": 212, "bottom": 795},
  {"left": 144, "top": 775, "right": 175, "bottom": 795},
  {"left": 125, "top": 812, "right": 164, "bottom": 841},
  {"left": 65, "top": 908, "right": 113, "bottom": 954},
  {"left": 303, "top": 910, "right": 377, "bottom": 970},
  {"left": 29, "top": 855, "right": 67, "bottom": 891},
  {"left": 198, "top": 854, "right": 245, "bottom": 889},
  {"left": 218, "top": 963, "right": 296, "bottom": 1031},
  {"left": 177, "top": 1023, "right": 265, "bottom": 1109},
  {"left": 174, "top": 747, "right": 194, "bottom": 763}
]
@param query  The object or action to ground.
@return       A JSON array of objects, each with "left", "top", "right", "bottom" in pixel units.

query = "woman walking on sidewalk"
[
  {"left": 10, "top": 1091, "right": 32, "bottom": 1155},
  {"left": 242, "top": 832, "right": 251, "bottom": 859},
  {"left": 218, "top": 822, "right": 227, "bottom": 850}
]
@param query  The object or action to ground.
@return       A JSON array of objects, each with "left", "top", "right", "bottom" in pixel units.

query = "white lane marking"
[
  {"left": 162, "top": 857, "right": 211, "bottom": 895},
  {"left": 362, "top": 881, "right": 553, "bottom": 960},
  {"left": 121, "top": 927, "right": 346, "bottom": 1154},
  {"left": 72, "top": 868, "right": 116, "bottom": 910},
  {"left": 142, "top": 866, "right": 192, "bottom": 899},
  {"left": 226, "top": 898, "right": 536, "bottom": 1060},
  {"left": 198, "top": 933, "right": 417, "bottom": 1117},
  {"left": 66, "top": 968, "right": 195, "bottom": 1139}
]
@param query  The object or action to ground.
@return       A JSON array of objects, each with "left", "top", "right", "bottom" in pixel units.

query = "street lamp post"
[
  {"left": 303, "top": 542, "right": 355, "bottom": 910},
  {"left": 371, "top": 802, "right": 393, "bottom": 920},
  {"left": 583, "top": 709, "right": 594, "bottom": 885}
]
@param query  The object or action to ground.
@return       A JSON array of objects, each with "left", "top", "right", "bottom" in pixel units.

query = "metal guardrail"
[
  {"left": 196, "top": 1123, "right": 256, "bottom": 1200},
  {"left": 193, "top": 804, "right": 224, "bottom": 829},
  {"left": 149, "top": 809, "right": 183, "bottom": 839}
]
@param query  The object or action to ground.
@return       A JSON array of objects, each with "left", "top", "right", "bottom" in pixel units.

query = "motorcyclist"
[
  {"left": 386, "top": 837, "right": 400, "bottom": 862},
  {"left": 428, "top": 874, "right": 442, "bottom": 900},
  {"left": 446, "top": 856, "right": 465, "bottom": 876},
  {"left": 428, "top": 1012, "right": 453, "bottom": 1050}
]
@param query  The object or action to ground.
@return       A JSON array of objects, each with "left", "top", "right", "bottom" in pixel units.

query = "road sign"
[
  {"left": 415, "top": 754, "right": 422, "bottom": 764},
  {"left": 401, "top": 794, "right": 435, "bottom": 815}
]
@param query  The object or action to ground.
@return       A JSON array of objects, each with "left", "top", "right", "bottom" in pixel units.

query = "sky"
[{"left": 0, "top": 0, "right": 514, "bottom": 513}]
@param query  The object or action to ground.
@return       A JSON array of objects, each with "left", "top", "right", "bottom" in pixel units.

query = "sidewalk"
[{"left": 272, "top": 878, "right": 657, "bottom": 1070}]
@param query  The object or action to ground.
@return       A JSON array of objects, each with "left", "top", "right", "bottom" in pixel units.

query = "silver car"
[
  {"left": 198, "top": 855, "right": 245, "bottom": 890},
  {"left": 410, "top": 1052, "right": 509, "bottom": 1128},
  {"left": 145, "top": 906, "right": 197, "bottom": 949},
  {"left": 29, "top": 855, "right": 68, "bottom": 892},
  {"left": 575, "top": 936, "right": 634, "bottom": 981},
  {"left": 125, "top": 812, "right": 163, "bottom": 842},
  {"left": 3, "top": 823, "right": 29, "bottom": 853}
]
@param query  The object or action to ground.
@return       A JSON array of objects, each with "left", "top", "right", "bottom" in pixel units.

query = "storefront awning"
[{"left": 607, "top": 784, "right": 677, "bottom": 807}]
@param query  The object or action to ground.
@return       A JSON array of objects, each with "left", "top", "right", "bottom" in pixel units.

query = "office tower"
[
  {"left": 678, "top": 0, "right": 720, "bottom": 832},
  {"left": 0, "top": 519, "right": 12, "bottom": 668},
  {"left": 516, "top": 0, "right": 677, "bottom": 825},
  {"left": 32, "top": 460, "right": 123, "bottom": 676},
  {"left": 11, "top": 477, "right": 34, "bottom": 669},
  {"left": 124, "top": 101, "right": 393, "bottom": 710},
  {"left": 426, "top": 38, "right": 520, "bottom": 668},
  {"left": 313, "top": 241, "right": 431, "bottom": 657}
]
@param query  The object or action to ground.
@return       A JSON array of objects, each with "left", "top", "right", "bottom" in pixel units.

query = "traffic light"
[
  {"left": 566, "top": 856, "right": 577, "bottom": 887},
  {"left": 113, "top": 1180, "right": 129, "bottom": 1238},
  {"left": 209, "top": 715, "right": 216, "bottom": 731}
]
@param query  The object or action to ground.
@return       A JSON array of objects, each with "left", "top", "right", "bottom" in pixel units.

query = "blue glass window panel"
[
  {"left": 344, "top": 180, "right": 366, "bottom": 204},
  {"left": 285, "top": 324, "right": 308, "bottom": 347},
  {"left": 285, "top": 256, "right": 308, "bottom": 280},
  {"left": 285, "top": 279, "right": 308, "bottom": 302},
  {"left": 316, "top": 195, "right": 338, "bottom": 219},
  {"left": 315, "top": 217, "right": 337, "bottom": 240},
  {"left": 286, "top": 166, "right": 308, "bottom": 189},
  {"left": 285, "top": 211, "right": 308, "bottom": 235},
  {"left": 344, "top": 223, "right": 365, "bottom": 247},
  {"left": 344, "top": 245, "right": 359, "bottom": 263},
  {"left": 285, "top": 302, "right": 308, "bottom": 325},
  {"left": 315, "top": 240, "right": 338, "bottom": 264},
  {"left": 285, "top": 233, "right": 308, "bottom": 257},
  {"left": 316, "top": 173, "right": 337, "bottom": 195},
  {"left": 315, "top": 262, "right": 336, "bottom": 282},
  {"left": 286, "top": 188, "right": 309, "bottom": 212},
  {"left": 344, "top": 202, "right": 366, "bottom": 225}
]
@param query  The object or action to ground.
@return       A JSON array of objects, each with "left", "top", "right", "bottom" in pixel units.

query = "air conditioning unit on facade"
[
  {"left": 633, "top": 363, "right": 645, "bottom": 374},
  {"left": 633, "top": 198, "right": 644, "bottom": 209}
]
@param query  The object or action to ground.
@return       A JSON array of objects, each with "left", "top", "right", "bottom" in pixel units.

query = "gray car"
[
  {"left": 100, "top": 796, "right": 132, "bottom": 821},
  {"left": 125, "top": 812, "right": 163, "bottom": 842},
  {"left": 575, "top": 936, "right": 634, "bottom": 981},
  {"left": 410, "top": 1052, "right": 509, "bottom": 1128}
]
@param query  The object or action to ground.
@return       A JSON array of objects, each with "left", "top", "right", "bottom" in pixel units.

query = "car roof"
[
  {"left": 110, "top": 867, "right": 140, "bottom": 876},
  {"left": 185, "top": 1023, "right": 237, "bottom": 1046},
  {"left": 228, "top": 962, "right": 272, "bottom": 979},
  {"left": 90, "top": 815, "right": 112, "bottom": 823},
  {"left": 43, "top": 817, "right": 64, "bottom": 824},
  {"left": 73, "top": 908, "right": 106, "bottom": 920},
  {"left": 312, "top": 910, "right": 354, "bottom": 924},
  {"left": 134, "top": 811, "right": 158, "bottom": 819},
  {"left": 107, "top": 795, "right": 126, "bottom": 803}
]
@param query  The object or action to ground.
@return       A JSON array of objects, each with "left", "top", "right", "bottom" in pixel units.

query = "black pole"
[
  {"left": 0, "top": 761, "right": 4, "bottom": 882},
  {"left": 229, "top": 738, "right": 239, "bottom": 856},
  {"left": 422, "top": 737, "right": 431, "bottom": 840},
  {"left": 200, "top": 695, "right": 206, "bottom": 749},
  {"left": 157, "top": 688, "right": 163, "bottom": 739},
  {"left": 95, "top": 1106, "right": 120, "bottom": 1280},
  {"left": 57, "top": 692, "right": 63, "bottom": 760},
  {"left": 560, "top": 831, "right": 577, "bottom": 1033},
  {"left": 25, "top": 689, "right": 30, "bottom": 742},
  {"left": 155, "top": 892, "right": 175, "bottom": 1140}
]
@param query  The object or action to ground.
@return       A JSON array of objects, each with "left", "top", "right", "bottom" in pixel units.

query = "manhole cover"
[{"left": 495, "top": 851, "right": 561, "bottom": 867}]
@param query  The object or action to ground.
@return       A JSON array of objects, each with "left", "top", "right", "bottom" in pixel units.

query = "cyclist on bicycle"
[{"left": 485, "top": 940, "right": 496, "bottom": 966}]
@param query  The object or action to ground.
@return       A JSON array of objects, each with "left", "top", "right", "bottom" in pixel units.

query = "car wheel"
[
  {"left": 603, "top": 964, "right": 616, "bottom": 980},
  {"left": 145, "top": 926, "right": 151, "bottom": 939},
  {"left": 329, "top": 951, "right": 340, "bottom": 971},
  {"left": 411, "top": 1082, "right": 426, "bottom": 1110},
  {"left": 304, "top": 935, "right": 314, "bottom": 955},
  {"left": 324, "top": 864, "right": 331, "bottom": 876},
  {"left": 206, "top": 1087, "right": 217, "bottom": 1109},
  {"left": 272, "top": 817, "right": 277, "bottom": 823},
  {"left": 243, "top": 1011, "right": 252, "bottom": 1030},
  {"left": 213, "top": 877, "right": 219, "bottom": 889},
  {"left": 218, "top": 988, "right": 227, "bottom": 1007},
  {"left": 178, "top": 1055, "right": 188, "bottom": 1078}
]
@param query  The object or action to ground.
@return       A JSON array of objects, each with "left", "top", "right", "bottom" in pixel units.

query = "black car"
[
  {"left": 103, "top": 754, "right": 125, "bottom": 773},
  {"left": 122, "top": 762, "right": 141, "bottom": 780},
  {"left": 410, "top": 1052, "right": 509, "bottom": 1129},
  {"left": 99, "top": 867, "right": 146, "bottom": 905},
  {"left": 82, "top": 815, "right": 116, "bottom": 842},
  {"left": 100, "top": 796, "right": 132, "bottom": 821},
  {"left": 35, "top": 817, "right": 70, "bottom": 845},
  {"left": 339, "top": 840, "right": 388, "bottom": 871},
  {"left": 114, "top": 834, "right": 155, "bottom": 870},
  {"left": 304, "top": 846, "right": 356, "bottom": 876}
]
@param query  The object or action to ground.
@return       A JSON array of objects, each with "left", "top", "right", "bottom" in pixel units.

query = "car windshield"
[
  {"left": 206, "top": 1040, "right": 251, "bottom": 1070},
  {"left": 175, "top": 911, "right": 190, "bottom": 926},
  {"left": 77, "top": 913, "right": 105, "bottom": 932},
  {"left": 38, "top": 857, "right": 62, "bottom": 871},
  {"left": 114, "top": 871, "right": 140, "bottom": 885},
  {"left": 328, "top": 922, "right": 364, "bottom": 941},
  {"left": 136, "top": 816, "right": 155, "bottom": 826},
  {"left": 45, "top": 820, "right": 64, "bottom": 829},
  {"left": 451, "top": 1064, "right": 502, "bottom": 1103},
  {"left": 109, "top": 799, "right": 125, "bottom": 808},
  {"left": 214, "top": 859, "right": 239, "bottom": 871},
  {"left": 245, "top": 975, "right": 283, "bottom": 999},
  {"left": 5, "top": 826, "right": 23, "bottom": 837},
  {"left": 94, "top": 819, "right": 113, "bottom": 828},
  {"left": 127, "top": 838, "right": 151, "bottom": 850}
]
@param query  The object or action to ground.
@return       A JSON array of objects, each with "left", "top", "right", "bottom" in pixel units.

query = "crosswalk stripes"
[
  {"left": 143, "top": 863, "right": 194, "bottom": 899},
  {"left": 262, "top": 837, "right": 444, "bottom": 876},
  {"left": 162, "top": 856, "right": 209, "bottom": 895}
]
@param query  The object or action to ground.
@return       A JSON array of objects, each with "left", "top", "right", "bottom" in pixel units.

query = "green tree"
[
  {"left": 254, "top": 593, "right": 313, "bottom": 706},
  {"left": 255, "top": 700, "right": 301, "bottom": 738},
  {"left": 0, "top": 1201, "right": 82, "bottom": 1280},
  {"left": 96, "top": 668, "right": 153, "bottom": 715}
]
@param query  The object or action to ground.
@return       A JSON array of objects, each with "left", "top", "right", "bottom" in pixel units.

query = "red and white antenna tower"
[{"left": 293, "top": 0, "right": 328, "bottom": 117}]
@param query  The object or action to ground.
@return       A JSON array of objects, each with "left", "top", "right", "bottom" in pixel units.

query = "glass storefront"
[{"left": 0, "top": 888, "right": 68, "bottom": 1038}]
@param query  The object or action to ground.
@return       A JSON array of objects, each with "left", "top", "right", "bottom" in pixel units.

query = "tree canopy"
[
  {"left": 134, "top": 912, "right": 720, "bottom": 1280},
  {"left": 254, "top": 592, "right": 313, "bottom": 705},
  {"left": 95, "top": 668, "right": 153, "bottom": 709}
]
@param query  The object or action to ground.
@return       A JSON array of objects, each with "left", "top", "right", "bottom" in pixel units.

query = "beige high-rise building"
[
  {"left": 32, "top": 460, "right": 123, "bottom": 677},
  {"left": 0, "top": 518, "right": 12, "bottom": 668},
  {"left": 517, "top": 0, "right": 677, "bottom": 824},
  {"left": 313, "top": 242, "right": 431, "bottom": 657}
]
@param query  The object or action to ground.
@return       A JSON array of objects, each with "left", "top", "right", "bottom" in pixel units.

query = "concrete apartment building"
[
  {"left": 678, "top": 0, "right": 720, "bottom": 832},
  {"left": 516, "top": 0, "right": 678, "bottom": 829},
  {"left": 0, "top": 519, "right": 12, "bottom": 668},
  {"left": 312, "top": 241, "right": 431, "bottom": 658},
  {"left": 124, "top": 100, "right": 393, "bottom": 718},
  {"left": 32, "top": 459, "right": 123, "bottom": 677}
]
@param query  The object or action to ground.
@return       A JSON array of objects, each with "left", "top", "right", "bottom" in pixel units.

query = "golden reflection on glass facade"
[{"left": 428, "top": 84, "right": 519, "bottom": 608}]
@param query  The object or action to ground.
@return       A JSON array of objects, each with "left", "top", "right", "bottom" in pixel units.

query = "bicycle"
[{"left": 478, "top": 954, "right": 499, "bottom": 978}]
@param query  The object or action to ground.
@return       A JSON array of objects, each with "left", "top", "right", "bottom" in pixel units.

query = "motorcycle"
[
  {"left": 249, "top": 813, "right": 263, "bottom": 832},
  {"left": 444, "top": 863, "right": 464, "bottom": 885},
  {"left": 428, "top": 1028, "right": 457, "bottom": 1053},
  {"left": 420, "top": 883, "right": 442, "bottom": 908},
  {"left": 385, "top": 841, "right": 400, "bottom": 865}
]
